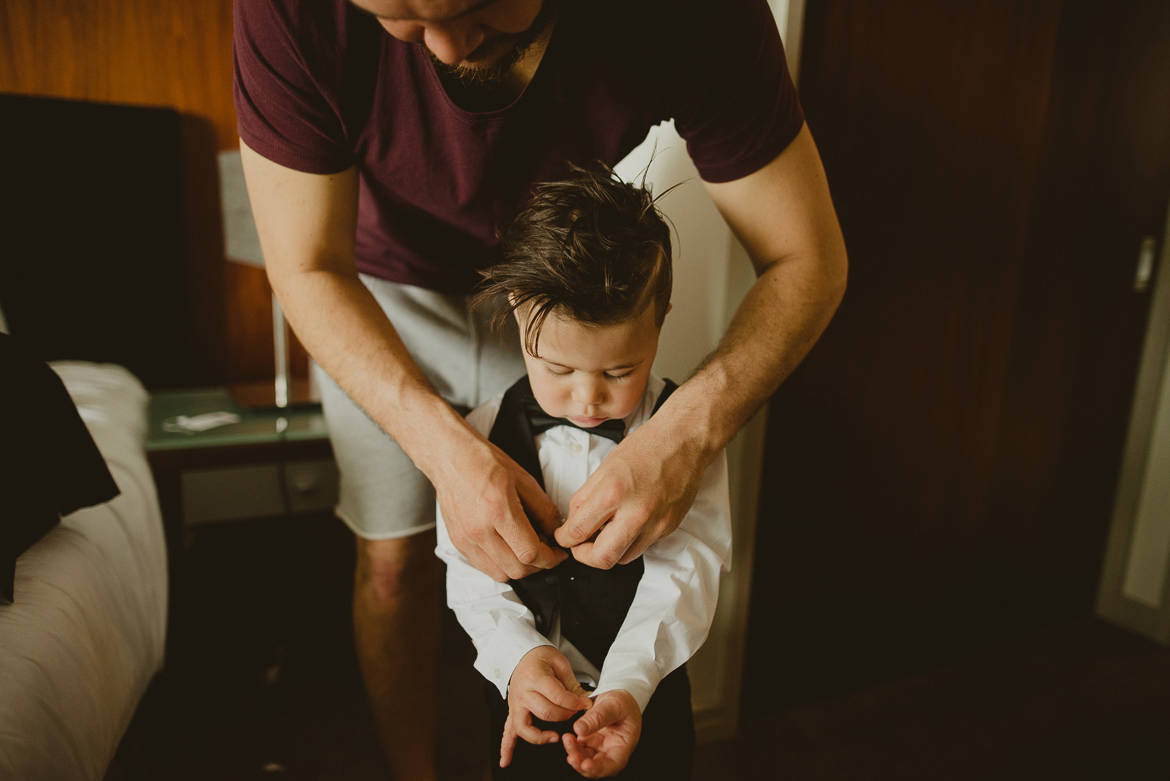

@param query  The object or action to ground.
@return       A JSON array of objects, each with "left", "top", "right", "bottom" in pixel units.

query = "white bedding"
[{"left": 0, "top": 362, "right": 167, "bottom": 781}]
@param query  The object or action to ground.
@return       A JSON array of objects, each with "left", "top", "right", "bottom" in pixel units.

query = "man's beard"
[{"left": 428, "top": 0, "right": 559, "bottom": 89}]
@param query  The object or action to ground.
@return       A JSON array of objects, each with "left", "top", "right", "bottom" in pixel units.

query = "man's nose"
[{"left": 423, "top": 23, "right": 484, "bottom": 65}]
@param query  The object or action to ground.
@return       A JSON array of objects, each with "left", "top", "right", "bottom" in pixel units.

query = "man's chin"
[
  {"left": 429, "top": 33, "right": 532, "bottom": 88},
  {"left": 429, "top": 0, "right": 557, "bottom": 89},
  {"left": 433, "top": 56, "right": 512, "bottom": 88}
]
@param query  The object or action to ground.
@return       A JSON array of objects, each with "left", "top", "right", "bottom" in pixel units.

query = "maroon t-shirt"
[{"left": 234, "top": 0, "right": 805, "bottom": 294}]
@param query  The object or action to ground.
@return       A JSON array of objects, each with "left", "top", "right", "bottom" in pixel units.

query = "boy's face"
[{"left": 515, "top": 302, "right": 664, "bottom": 428}]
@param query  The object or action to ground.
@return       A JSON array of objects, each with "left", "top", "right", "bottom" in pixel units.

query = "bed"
[{"left": 0, "top": 360, "right": 168, "bottom": 781}]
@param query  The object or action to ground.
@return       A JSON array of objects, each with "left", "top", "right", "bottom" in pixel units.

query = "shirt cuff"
[
  {"left": 592, "top": 653, "right": 661, "bottom": 713},
  {"left": 473, "top": 617, "right": 554, "bottom": 701}
]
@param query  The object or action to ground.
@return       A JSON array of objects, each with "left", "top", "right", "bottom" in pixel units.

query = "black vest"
[{"left": 488, "top": 375, "right": 678, "bottom": 669}]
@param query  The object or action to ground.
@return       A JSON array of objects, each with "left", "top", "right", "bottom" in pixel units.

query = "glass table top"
[{"left": 147, "top": 388, "right": 328, "bottom": 451}]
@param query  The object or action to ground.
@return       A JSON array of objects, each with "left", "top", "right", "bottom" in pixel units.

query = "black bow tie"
[{"left": 521, "top": 395, "right": 626, "bottom": 443}]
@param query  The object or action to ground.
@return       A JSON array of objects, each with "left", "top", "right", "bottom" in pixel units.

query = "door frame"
[{"left": 1097, "top": 200, "right": 1170, "bottom": 644}]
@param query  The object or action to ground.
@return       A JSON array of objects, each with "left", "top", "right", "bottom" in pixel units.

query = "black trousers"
[{"left": 486, "top": 665, "right": 694, "bottom": 780}]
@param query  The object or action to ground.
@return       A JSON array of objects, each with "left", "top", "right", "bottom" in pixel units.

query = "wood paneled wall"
[
  {"left": 745, "top": 0, "right": 1170, "bottom": 713},
  {"left": 1, "top": 0, "right": 301, "bottom": 385}
]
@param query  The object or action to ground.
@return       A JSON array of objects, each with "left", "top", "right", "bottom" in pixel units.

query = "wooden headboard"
[{"left": 0, "top": 93, "right": 198, "bottom": 389}]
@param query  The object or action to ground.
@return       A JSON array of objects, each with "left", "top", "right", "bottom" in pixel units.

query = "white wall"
[{"left": 612, "top": 0, "right": 805, "bottom": 739}]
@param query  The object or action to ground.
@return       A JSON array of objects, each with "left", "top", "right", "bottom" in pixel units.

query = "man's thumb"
[{"left": 517, "top": 474, "right": 562, "bottom": 538}]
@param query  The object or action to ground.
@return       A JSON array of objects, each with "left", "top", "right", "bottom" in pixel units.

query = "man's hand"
[
  {"left": 555, "top": 410, "right": 707, "bottom": 568},
  {"left": 435, "top": 429, "right": 566, "bottom": 582},
  {"left": 500, "top": 646, "right": 593, "bottom": 768},
  {"left": 563, "top": 690, "right": 641, "bottom": 778}
]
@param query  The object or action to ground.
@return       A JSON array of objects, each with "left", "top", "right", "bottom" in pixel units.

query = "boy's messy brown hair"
[{"left": 474, "top": 165, "right": 675, "bottom": 356}]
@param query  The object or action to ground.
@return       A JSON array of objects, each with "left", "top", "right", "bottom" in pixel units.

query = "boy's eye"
[
  {"left": 605, "top": 371, "right": 633, "bottom": 381},
  {"left": 544, "top": 365, "right": 572, "bottom": 377}
]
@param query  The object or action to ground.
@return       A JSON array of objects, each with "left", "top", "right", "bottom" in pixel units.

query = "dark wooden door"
[{"left": 745, "top": 0, "right": 1170, "bottom": 713}]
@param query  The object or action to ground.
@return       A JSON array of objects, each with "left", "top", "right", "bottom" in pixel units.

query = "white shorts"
[{"left": 313, "top": 275, "right": 526, "bottom": 540}]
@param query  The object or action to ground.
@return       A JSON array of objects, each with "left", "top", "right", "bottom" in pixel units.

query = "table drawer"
[
  {"left": 181, "top": 459, "right": 338, "bottom": 526},
  {"left": 284, "top": 458, "right": 340, "bottom": 514}
]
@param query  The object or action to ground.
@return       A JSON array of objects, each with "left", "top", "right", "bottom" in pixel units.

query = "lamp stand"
[{"left": 272, "top": 291, "right": 289, "bottom": 409}]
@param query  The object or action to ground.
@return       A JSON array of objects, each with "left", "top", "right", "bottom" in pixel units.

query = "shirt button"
[{"left": 569, "top": 443, "right": 583, "bottom": 454}]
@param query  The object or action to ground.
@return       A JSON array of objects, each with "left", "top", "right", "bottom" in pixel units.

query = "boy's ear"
[
  {"left": 665, "top": 302, "right": 673, "bottom": 317},
  {"left": 510, "top": 297, "right": 524, "bottom": 328}
]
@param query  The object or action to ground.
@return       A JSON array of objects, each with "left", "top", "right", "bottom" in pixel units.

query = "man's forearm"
[
  {"left": 685, "top": 250, "right": 846, "bottom": 455},
  {"left": 272, "top": 263, "right": 565, "bottom": 578},
  {"left": 239, "top": 144, "right": 563, "bottom": 577},
  {"left": 269, "top": 265, "right": 471, "bottom": 478},
  {"left": 670, "top": 124, "right": 849, "bottom": 465}
]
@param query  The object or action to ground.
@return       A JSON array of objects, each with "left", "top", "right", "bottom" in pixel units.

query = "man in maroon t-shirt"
[{"left": 234, "top": 1, "right": 847, "bottom": 777}]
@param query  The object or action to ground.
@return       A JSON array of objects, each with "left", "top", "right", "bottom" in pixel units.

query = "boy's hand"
[
  {"left": 563, "top": 689, "right": 642, "bottom": 778},
  {"left": 501, "top": 646, "right": 593, "bottom": 768}
]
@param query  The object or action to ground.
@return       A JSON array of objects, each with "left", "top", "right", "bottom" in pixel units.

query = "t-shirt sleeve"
[
  {"left": 233, "top": 0, "right": 355, "bottom": 174},
  {"left": 671, "top": 0, "right": 805, "bottom": 184}
]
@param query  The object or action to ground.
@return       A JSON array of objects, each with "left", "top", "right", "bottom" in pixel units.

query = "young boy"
[{"left": 435, "top": 168, "right": 731, "bottom": 779}]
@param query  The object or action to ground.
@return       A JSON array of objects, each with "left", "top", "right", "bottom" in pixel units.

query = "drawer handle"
[{"left": 291, "top": 473, "right": 320, "bottom": 494}]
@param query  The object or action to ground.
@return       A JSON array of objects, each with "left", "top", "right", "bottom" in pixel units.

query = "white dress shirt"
[{"left": 435, "top": 374, "right": 733, "bottom": 713}]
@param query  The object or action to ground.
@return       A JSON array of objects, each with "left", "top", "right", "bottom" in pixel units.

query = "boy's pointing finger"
[{"left": 499, "top": 716, "right": 517, "bottom": 768}]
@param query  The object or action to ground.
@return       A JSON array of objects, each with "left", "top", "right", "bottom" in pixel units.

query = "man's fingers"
[
  {"left": 467, "top": 529, "right": 535, "bottom": 582},
  {"left": 472, "top": 492, "right": 563, "bottom": 579},
  {"left": 444, "top": 489, "right": 537, "bottom": 581},
  {"left": 463, "top": 545, "right": 509, "bottom": 584},
  {"left": 442, "top": 440, "right": 566, "bottom": 579},
  {"left": 556, "top": 479, "right": 615, "bottom": 549},
  {"left": 516, "top": 468, "right": 564, "bottom": 539},
  {"left": 495, "top": 493, "right": 567, "bottom": 572},
  {"left": 615, "top": 529, "right": 656, "bottom": 566},
  {"left": 568, "top": 516, "right": 642, "bottom": 570}
]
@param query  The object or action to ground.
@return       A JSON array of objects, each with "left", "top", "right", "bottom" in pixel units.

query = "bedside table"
[
  {"left": 147, "top": 388, "right": 338, "bottom": 542},
  {"left": 143, "top": 391, "right": 355, "bottom": 748}
]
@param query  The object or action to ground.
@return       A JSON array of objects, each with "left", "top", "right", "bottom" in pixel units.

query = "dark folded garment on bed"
[{"left": 1, "top": 332, "right": 120, "bottom": 603}]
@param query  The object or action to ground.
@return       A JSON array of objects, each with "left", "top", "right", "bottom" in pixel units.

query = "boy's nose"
[{"left": 573, "top": 381, "right": 605, "bottom": 406}]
